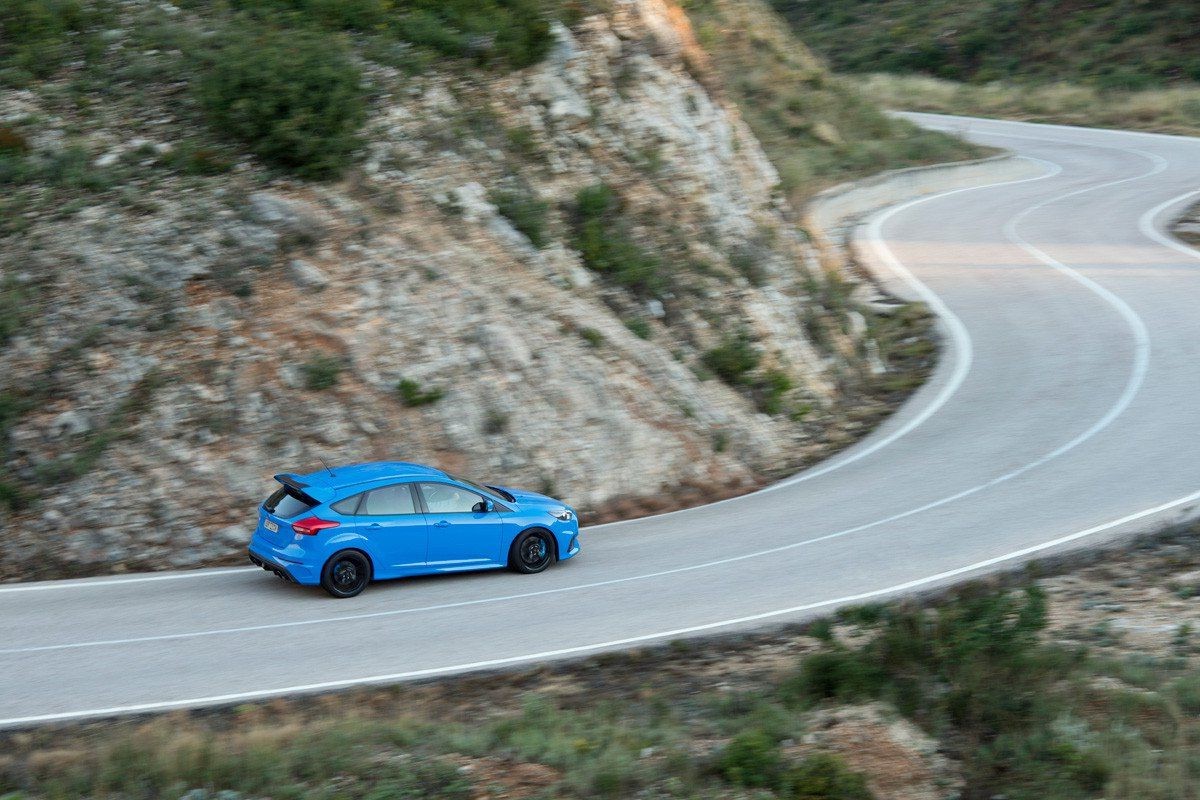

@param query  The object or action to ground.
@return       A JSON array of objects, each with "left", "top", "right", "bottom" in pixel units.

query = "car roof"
[{"left": 294, "top": 461, "right": 449, "bottom": 491}]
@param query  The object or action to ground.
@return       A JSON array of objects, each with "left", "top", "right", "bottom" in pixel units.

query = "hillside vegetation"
[
  {"left": 858, "top": 73, "right": 1200, "bottom": 138},
  {"left": 683, "top": 0, "right": 980, "bottom": 204},
  {"left": 769, "top": 0, "right": 1200, "bottom": 89},
  {"left": 7, "top": 522, "right": 1200, "bottom": 799}
]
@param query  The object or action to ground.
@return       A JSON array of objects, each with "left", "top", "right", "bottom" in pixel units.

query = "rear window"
[{"left": 264, "top": 487, "right": 316, "bottom": 519}]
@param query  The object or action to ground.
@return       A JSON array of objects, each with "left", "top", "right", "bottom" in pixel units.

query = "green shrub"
[
  {"left": 505, "top": 125, "right": 540, "bottom": 158},
  {"left": 624, "top": 317, "right": 652, "bottom": 339},
  {"left": 489, "top": 186, "right": 549, "bottom": 248},
  {"left": 0, "top": 0, "right": 111, "bottom": 83},
  {"left": 302, "top": 354, "right": 342, "bottom": 390},
  {"left": 482, "top": 409, "right": 509, "bottom": 435},
  {"left": 0, "top": 147, "right": 117, "bottom": 193},
  {"left": 196, "top": 27, "right": 366, "bottom": 179},
  {"left": 755, "top": 368, "right": 792, "bottom": 414},
  {"left": 783, "top": 648, "right": 885, "bottom": 705},
  {"left": 397, "top": 378, "right": 445, "bottom": 407},
  {"left": 779, "top": 753, "right": 873, "bottom": 800},
  {"left": 391, "top": 0, "right": 554, "bottom": 69},
  {"left": 0, "top": 279, "right": 31, "bottom": 346},
  {"left": 164, "top": 141, "right": 234, "bottom": 176},
  {"left": 1170, "top": 672, "right": 1200, "bottom": 715},
  {"left": 578, "top": 327, "right": 604, "bottom": 348},
  {"left": 718, "top": 729, "right": 783, "bottom": 788},
  {"left": 0, "top": 480, "right": 30, "bottom": 511},
  {"left": 571, "top": 184, "right": 666, "bottom": 296},
  {"left": 836, "top": 604, "right": 885, "bottom": 627},
  {"left": 702, "top": 330, "right": 760, "bottom": 386},
  {"left": 730, "top": 246, "right": 767, "bottom": 287}
]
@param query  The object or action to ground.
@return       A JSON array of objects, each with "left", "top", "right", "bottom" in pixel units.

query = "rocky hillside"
[{"left": 0, "top": 0, "right": 938, "bottom": 577}]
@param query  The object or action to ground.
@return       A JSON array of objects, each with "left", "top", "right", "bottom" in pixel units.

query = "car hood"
[{"left": 492, "top": 486, "right": 567, "bottom": 509}]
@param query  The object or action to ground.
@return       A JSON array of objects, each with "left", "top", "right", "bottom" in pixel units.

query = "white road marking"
[
  {"left": 4, "top": 485, "right": 1198, "bottom": 728},
  {"left": 1139, "top": 191, "right": 1200, "bottom": 260},
  {"left": 0, "top": 567, "right": 253, "bottom": 594}
]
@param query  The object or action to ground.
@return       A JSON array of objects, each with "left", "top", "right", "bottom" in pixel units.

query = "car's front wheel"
[
  {"left": 321, "top": 550, "right": 372, "bottom": 598},
  {"left": 509, "top": 529, "right": 556, "bottom": 574}
]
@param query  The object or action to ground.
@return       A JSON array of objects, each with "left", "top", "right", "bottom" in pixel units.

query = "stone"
[
  {"left": 51, "top": 410, "right": 91, "bottom": 438},
  {"left": 247, "top": 192, "right": 328, "bottom": 243},
  {"left": 287, "top": 259, "right": 329, "bottom": 290}
]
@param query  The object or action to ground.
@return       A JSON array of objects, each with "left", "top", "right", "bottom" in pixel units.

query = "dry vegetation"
[
  {"left": 856, "top": 73, "right": 1200, "bottom": 138},
  {"left": 5, "top": 522, "right": 1200, "bottom": 800}
]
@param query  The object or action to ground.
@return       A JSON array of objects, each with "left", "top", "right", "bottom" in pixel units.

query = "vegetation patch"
[
  {"left": 0, "top": 0, "right": 114, "bottom": 86},
  {"left": 227, "top": 0, "right": 565, "bottom": 70},
  {"left": 301, "top": 353, "right": 342, "bottom": 390},
  {"left": 489, "top": 184, "right": 550, "bottom": 248},
  {"left": 14, "top": 536, "right": 1200, "bottom": 800},
  {"left": 397, "top": 378, "right": 445, "bottom": 407},
  {"left": 856, "top": 73, "right": 1200, "bottom": 138},
  {"left": 195, "top": 27, "right": 367, "bottom": 180},
  {"left": 571, "top": 183, "right": 667, "bottom": 297},
  {"left": 683, "top": 0, "right": 984, "bottom": 202},
  {"left": 702, "top": 329, "right": 761, "bottom": 386},
  {"left": 769, "top": 0, "right": 1200, "bottom": 87}
]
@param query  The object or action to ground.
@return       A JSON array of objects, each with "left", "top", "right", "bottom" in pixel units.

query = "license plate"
[{"left": 264, "top": 520, "right": 279, "bottom": 533}]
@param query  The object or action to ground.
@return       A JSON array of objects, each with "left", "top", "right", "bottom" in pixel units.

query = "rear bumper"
[
  {"left": 248, "top": 532, "right": 321, "bottom": 585},
  {"left": 248, "top": 549, "right": 299, "bottom": 583}
]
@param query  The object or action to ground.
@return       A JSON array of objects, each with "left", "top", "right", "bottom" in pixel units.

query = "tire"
[
  {"left": 321, "top": 550, "right": 372, "bottom": 598},
  {"left": 509, "top": 529, "right": 556, "bottom": 574}
]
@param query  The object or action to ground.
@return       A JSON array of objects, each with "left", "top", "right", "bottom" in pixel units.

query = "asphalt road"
[{"left": 4, "top": 114, "right": 1200, "bottom": 728}]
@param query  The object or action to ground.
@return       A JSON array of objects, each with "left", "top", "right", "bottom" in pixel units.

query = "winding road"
[{"left": 3, "top": 114, "right": 1200, "bottom": 728}]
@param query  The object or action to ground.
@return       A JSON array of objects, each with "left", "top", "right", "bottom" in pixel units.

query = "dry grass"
[
  {"left": 684, "top": 0, "right": 985, "bottom": 205},
  {"left": 856, "top": 73, "right": 1200, "bottom": 138}
]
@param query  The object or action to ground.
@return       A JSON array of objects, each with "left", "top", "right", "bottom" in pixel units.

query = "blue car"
[{"left": 247, "top": 462, "right": 580, "bottom": 597}]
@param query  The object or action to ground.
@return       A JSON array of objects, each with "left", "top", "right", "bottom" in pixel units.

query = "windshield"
[{"left": 449, "top": 473, "right": 514, "bottom": 503}]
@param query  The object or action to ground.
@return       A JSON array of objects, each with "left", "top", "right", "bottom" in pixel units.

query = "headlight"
[{"left": 550, "top": 509, "right": 573, "bottom": 521}]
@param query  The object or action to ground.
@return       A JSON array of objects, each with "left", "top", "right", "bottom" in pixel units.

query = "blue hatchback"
[{"left": 248, "top": 462, "right": 581, "bottom": 597}]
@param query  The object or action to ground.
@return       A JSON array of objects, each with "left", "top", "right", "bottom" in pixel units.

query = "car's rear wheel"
[
  {"left": 321, "top": 550, "right": 372, "bottom": 598},
  {"left": 509, "top": 529, "right": 556, "bottom": 574}
]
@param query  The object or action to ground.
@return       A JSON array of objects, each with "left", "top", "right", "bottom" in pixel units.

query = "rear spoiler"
[{"left": 274, "top": 473, "right": 323, "bottom": 506}]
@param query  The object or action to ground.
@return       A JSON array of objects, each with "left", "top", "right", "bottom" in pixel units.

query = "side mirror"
[{"left": 472, "top": 500, "right": 493, "bottom": 514}]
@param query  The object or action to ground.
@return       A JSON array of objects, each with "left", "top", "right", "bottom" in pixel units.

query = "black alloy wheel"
[
  {"left": 321, "top": 550, "right": 372, "bottom": 598},
  {"left": 509, "top": 529, "right": 556, "bottom": 574}
]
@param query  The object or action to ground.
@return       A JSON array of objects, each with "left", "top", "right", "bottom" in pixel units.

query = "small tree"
[{"left": 196, "top": 27, "right": 366, "bottom": 179}]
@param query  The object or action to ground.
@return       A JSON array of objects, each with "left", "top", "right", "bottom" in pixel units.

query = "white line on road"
[{"left": 4, "top": 486, "right": 1198, "bottom": 728}]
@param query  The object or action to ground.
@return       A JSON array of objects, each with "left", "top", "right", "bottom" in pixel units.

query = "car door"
[
  {"left": 416, "top": 481, "right": 505, "bottom": 568},
  {"left": 354, "top": 483, "right": 429, "bottom": 575}
]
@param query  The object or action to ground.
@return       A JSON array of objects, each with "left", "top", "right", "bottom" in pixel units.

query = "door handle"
[
  {"left": 367, "top": 523, "right": 382, "bottom": 529},
  {"left": 433, "top": 520, "right": 450, "bottom": 528}
]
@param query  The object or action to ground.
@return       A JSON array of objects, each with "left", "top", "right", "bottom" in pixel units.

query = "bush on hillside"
[
  {"left": 571, "top": 184, "right": 666, "bottom": 296},
  {"left": 702, "top": 330, "right": 761, "bottom": 386},
  {"left": 0, "top": 0, "right": 111, "bottom": 84},
  {"left": 228, "top": 0, "right": 556, "bottom": 69},
  {"left": 196, "top": 28, "right": 366, "bottom": 179}
]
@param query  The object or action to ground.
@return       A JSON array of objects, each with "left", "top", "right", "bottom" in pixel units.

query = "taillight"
[{"left": 292, "top": 517, "right": 340, "bottom": 536}]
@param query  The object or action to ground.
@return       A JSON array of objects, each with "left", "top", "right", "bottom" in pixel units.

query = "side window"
[
  {"left": 330, "top": 494, "right": 362, "bottom": 515},
  {"left": 418, "top": 482, "right": 483, "bottom": 514},
  {"left": 361, "top": 483, "right": 418, "bottom": 516}
]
